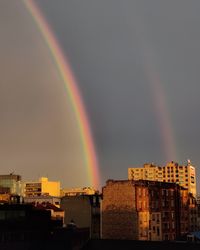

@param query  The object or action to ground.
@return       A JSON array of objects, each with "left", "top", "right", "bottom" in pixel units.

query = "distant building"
[
  {"left": 24, "top": 195, "right": 61, "bottom": 207},
  {"left": 61, "top": 187, "right": 97, "bottom": 197},
  {"left": 23, "top": 177, "right": 60, "bottom": 197},
  {"left": 0, "top": 174, "right": 22, "bottom": 196},
  {"left": 61, "top": 194, "right": 101, "bottom": 239},
  {"left": 128, "top": 160, "right": 197, "bottom": 197},
  {"left": 102, "top": 179, "right": 197, "bottom": 241}
]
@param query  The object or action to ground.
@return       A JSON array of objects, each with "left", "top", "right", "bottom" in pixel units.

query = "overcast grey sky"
[{"left": 1, "top": 1, "right": 200, "bottom": 192}]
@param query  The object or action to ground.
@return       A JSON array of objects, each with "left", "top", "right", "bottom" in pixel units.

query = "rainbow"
[
  {"left": 131, "top": 12, "right": 179, "bottom": 162},
  {"left": 145, "top": 63, "right": 177, "bottom": 161},
  {"left": 23, "top": 0, "right": 100, "bottom": 189}
]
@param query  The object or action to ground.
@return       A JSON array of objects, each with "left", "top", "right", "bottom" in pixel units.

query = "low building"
[
  {"left": 61, "top": 194, "right": 101, "bottom": 239},
  {"left": 60, "top": 187, "right": 97, "bottom": 197},
  {"left": 0, "top": 203, "right": 89, "bottom": 249},
  {"left": 34, "top": 203, "right": 65, "bottom": 226},
  {"left": 24, "top": 195, "right": 61, "bottom": 207}
]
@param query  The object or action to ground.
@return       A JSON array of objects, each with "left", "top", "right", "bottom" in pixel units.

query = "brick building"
[
  {"left": 102, "top": 179, "right": 196, "bottom": 241},
  {"left": 101, "top": 180, "right": 138, "bottom": 240}
]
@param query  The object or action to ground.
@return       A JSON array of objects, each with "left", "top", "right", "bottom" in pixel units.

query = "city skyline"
[{"left": 0, "top": 1, "right": 200, "bottom": 192}]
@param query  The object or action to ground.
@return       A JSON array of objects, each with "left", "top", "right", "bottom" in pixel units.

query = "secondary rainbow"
[
  {"left": 23, "top": 0, "right": 100, "bottom": 189},
  {"left": 132, "top": 12, "right": 179, "bottom": 162}
]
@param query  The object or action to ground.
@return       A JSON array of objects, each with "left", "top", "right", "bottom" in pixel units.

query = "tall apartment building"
[
  {"left": 102, "top": 179, "right": 196, "bottom": 241},
  {"left": 128, "top": 163, "right": 163, "bottom": 182},
  {"left": 128, "top": 160, "right": 196, "bottom": 197},
  {"left": 23, "top": 177, "right": 60, "bottom": 197}
]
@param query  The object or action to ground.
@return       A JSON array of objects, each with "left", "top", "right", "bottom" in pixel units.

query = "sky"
[{"left": 1, "top": 1, "right": 200, "bottom": 192}]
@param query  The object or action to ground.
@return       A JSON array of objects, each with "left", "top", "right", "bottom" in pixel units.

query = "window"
[{"left": 157, "top": 227, "right": 160, "bottom": 236}]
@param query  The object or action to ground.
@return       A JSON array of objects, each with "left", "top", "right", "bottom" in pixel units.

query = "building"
[
  {"left": 0, "top": 203, "right": 89, "bottom": 249},
  {"left": 23, "top": 177, "right": 60, "bottom": 197},
  {"left": 102, "top": 180, "right": 138, "bottom": 240},
  {"left": 61, "top": 187, "right": 97, "bottom": 197},
  {"left": 0, "top": 174, "right": 22, "bottom": 195},
  {"left": 61, "top": 194, "right": 101, "bottom": 239},
  {"left": 128, "top": 160, "right": 197, "bottom": 197},
  {"left": 128, "top": 163, "right": 163, "bottom": 182},
  {"left": 34, "top": 203, "right": 65, "bottom": 226},
  {"left": 24, "top": 195, "right": 61, "bottom": 207},
  {"left": 102, "top": 179, "right": 195, "bottom": 241},
  {"left": 163, "top": 161, "right": 196, "bottom": 197}
]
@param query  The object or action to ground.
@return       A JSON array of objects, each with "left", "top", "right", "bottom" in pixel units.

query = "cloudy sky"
[{"left": 1, "top": 0, "right": 200, "bottom": 192}]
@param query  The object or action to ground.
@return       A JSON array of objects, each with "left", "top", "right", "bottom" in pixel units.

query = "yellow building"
[
  {"left": 128, "top": 160, "right": 197, "bottom": 197},
  {"left": 24, "top": 177, "right": 60, "bottom": 197}
]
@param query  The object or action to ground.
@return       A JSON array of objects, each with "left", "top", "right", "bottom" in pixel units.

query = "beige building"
[
  {"left": 60, "top": 187, "right": 96, "bottom": 197},
  {"left": 61, "top": 194, "right": 101, "bottom": 238},
  {"left": 128, "top": 163, "right": 163, "bottom": 182},
  {"left": 128, "top": 160, "right": 197, "bottom": 197},
  {"left": 23, "top": 177, "right": 60, "bottom": 197}
]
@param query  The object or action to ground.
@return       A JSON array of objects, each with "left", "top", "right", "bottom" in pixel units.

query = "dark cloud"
[{"left": 1, "top": 1, "right": 200, "bottom": 192}]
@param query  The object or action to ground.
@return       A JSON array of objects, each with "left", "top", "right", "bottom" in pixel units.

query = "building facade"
[
  {"left": 23, "top": 195, "right": 61, "bottom": 207},
  {"left": 101, "top": 180, "right": 138, "bottom": 240},
  {"left": 23, "top": 177, "right": 60, "bottom": 197},
  {"left": 102, "top": 179, "right": 195, "bottom": 241},
  {"left": 0, "top": 174, "right": 22, "bottom": 195},
  {"left": 61, "top": 187, "right": 96, "bottom": 197},
  {"left": 128, "top": 160, "right": 197, "bottom": 197},
  {"left": 61, "top": 194, "right": 101, "bottom": 239}
]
